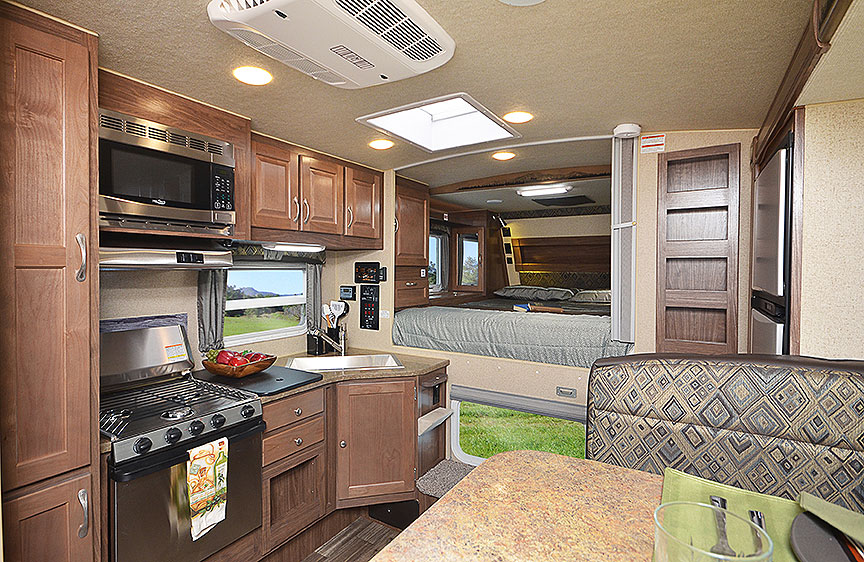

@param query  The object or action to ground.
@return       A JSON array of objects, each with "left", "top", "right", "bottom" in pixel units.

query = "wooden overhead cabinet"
[
  {"left": 335, "top": 380, "right": 416, "bottom": 506},
  {"left": 395, "top": 178, "right": 430, "bottom": 266},
  {"left": 656, "top": 144, "right": 740, "bottom": 354},
  {"left": 344, "top": 166, "right": 381, "bottom": 239},
  {"left": 300, "top": 155, "right": 344, "bottom": 235},
  {"left": 251, "top": 137, "right": 300, "bottom": 231},
  {"left": 0, "top": 2, "right": 98, "bottom": 559}
]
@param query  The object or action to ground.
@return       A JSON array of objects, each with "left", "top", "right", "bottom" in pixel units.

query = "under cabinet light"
[{"left": 261, "top": 243, "right": 325, "bottom": 253}]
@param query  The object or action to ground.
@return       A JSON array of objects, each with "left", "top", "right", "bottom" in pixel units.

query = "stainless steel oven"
[{"left": 98, "top": 109, "right": 236, "bottom": 237}]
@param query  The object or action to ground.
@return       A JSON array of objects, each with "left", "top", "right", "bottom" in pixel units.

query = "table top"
[{"left": 371, "top": 450, "right": 663, "bottom": 562}]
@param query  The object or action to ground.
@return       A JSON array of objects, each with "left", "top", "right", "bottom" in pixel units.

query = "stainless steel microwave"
[{"left": 98, "top": 109, "right": 236, "bottom": 237}]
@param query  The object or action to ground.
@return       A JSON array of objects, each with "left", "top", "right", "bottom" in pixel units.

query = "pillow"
[
  {"left": 493, "top": 285, "right": 575, "bottom": 301},
  {"left": 570, "top": 289, "right": 612, "bottom": 303}
]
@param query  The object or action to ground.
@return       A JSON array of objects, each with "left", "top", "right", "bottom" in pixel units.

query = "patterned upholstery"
[{"left": 586, "top": 354, "right": 864, "bottom": 512}]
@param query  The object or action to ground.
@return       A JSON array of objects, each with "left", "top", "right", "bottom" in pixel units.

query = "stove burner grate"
[{"left": 160, "top": 406, "right": 195, "bottom": 421}]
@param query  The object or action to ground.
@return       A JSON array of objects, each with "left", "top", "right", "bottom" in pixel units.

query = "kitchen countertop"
[
  {"left": 370, "top": 450, "right": 663, "bottom": 562},
  {"left": 100, "top": 348, "right": 448, "bottom": 454}
]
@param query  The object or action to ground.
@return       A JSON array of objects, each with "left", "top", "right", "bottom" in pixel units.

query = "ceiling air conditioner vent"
[{"left": 208, "top": 0, "right": 454, "bottom": 89}]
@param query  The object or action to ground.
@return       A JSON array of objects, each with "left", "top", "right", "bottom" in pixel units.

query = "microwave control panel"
[
  {"left": 212, "top": 165, "right": 234, "bottom": 211},
  {"left": 359, "top": 285, "right": 379, "bottom": 330}
]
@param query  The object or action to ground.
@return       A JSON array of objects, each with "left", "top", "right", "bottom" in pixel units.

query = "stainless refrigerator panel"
[
  {"left": 752, "top": 148, "right": 787, "bottom": 297},
  {"left": 750, "top": 308, "right": 784, "bottom": 355}
]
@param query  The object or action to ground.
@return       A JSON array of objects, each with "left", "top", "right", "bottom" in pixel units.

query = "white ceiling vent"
[{"left": 207, "top": 0, "right": 455, "bottom": 89}]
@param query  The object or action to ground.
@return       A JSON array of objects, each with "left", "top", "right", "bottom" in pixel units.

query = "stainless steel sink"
[{"left": 289, "top": 354, "right": 404, "bottom": 372}]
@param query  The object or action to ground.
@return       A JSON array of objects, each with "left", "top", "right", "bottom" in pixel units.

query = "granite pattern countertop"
[
  {"left": 371, "top": 450, "right": 663, "bottom": 562},
  {"left": 100, "top": 348, "right": 448, "bottom": 454}
]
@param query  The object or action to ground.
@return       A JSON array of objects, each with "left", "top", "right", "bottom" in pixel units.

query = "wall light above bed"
[{"left": 516, "top": 184, "right": 572, "bottom": 197}]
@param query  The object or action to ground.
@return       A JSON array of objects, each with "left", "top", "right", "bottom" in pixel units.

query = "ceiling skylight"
[{"left": 356, "top": 93, "right": 520, "bottom": 152}]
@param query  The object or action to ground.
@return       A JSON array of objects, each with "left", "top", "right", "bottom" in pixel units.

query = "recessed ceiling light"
[
  {"left": 517, "top": 184, "right": 572, "bottom": 197},
  {"left": 232, "top": 66, "right": 272, "bottom": 85},
  {"left": 503, "top": 111, "right": 534, "bottom": 124},
  {"left": 368, "top": 139, "right": 395, "bottom": 150},
  {"left": 492, "top": 151, "right": 516, "bottom": 161},
  {"left": 486, "top": 199, "right": 503, "bottom": 204},
  {"left": 356, "top": 93, "right": 520, "bottom": 152}
]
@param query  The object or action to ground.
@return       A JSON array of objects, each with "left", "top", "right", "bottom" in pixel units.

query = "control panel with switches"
[{"left": 360, "top": 285, "right": 379, "bottom": 330}]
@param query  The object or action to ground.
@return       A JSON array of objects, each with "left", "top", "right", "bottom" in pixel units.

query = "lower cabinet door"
[
  {"left": 2, "top": 472, "right": 94, "bottom": 562},
  {"left": 262, "top": 444, "right": 326, "bottom": 553}
]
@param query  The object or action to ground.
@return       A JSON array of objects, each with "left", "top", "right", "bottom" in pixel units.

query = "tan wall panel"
[
  {"left": 635, "top": 129, "right": 757, "bottom": 353},
  {"left": 800, "top": 98, "right": 864, "bottom": 359}
]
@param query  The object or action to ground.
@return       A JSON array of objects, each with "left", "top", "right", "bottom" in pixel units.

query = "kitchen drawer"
[
  {"left": 263, "top": 387, "right": 324, "bottom": 433},
  {"left": 263, "top": 415, "right": 324, "bottom": 466},
  {"left": 418, "top": 369, "right": 447, "bottom": 416}
]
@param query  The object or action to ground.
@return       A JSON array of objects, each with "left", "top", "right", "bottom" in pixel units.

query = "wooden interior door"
[
  {"left": 300, "top": 156, "right": 344, "bottom": 235},
  {"left": 657, "top": 144, "right": 740, "bottom": 353},
  {"left": 344, "top": 166, "right": 381, "bottom": 239},
  {"left": 335, "top": 380, "right": 416, "bottom": 502},
  {"left": 394, "top": 180, "right": 429, "bottom": 266},
  {"left": 2, "top": 473, "right": 93, "bottom": 561},
  {"left": 0, "top": 16, "right": 93, "bottom": 490},
  {"left": 251, "top": 136, "right": 299, "bottom": 231}
]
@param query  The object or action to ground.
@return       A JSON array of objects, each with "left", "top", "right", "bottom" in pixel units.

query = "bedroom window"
[
  {"left": 453, "top": 226, "right": 484, "bottom": 292},
  {"left": 451, "top": 400, "right": 585, "bottom": 465},
  {"left": 223, "top": 268, "right": 306, "bottom": 345},
  {"left": 429, "top": 233, "right": 446, "bottom": 293}
]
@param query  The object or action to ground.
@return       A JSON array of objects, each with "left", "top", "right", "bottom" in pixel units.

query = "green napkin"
[
  {"left": 799, "top": 491, "right": 864, "bottom": 543},
  {"left": 660, "top": 468, "right": 803, "bottom": 562}
]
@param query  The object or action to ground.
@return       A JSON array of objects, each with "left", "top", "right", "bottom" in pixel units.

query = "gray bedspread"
[{"left": 392, "top": 306, "right": 632, "bottom": 369}]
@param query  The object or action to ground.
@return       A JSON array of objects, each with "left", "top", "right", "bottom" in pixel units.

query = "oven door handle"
[{"left": 109, "top": 419, "right": 265, "bottom": 483}]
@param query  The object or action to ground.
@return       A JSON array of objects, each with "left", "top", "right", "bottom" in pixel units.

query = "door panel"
[
  {"left": 300, "top": 156, "right": 344, "bottom": 235},
  {"left": 251, "top": 138, "right": 299, "bottom": 231},
  {"left": 336, "top": 380, "right": 415, "bottom": 501},
  {"left": 0, "top": 17, "right": 92, "bottom": 490},
  {"left": 395, "top": 182, "right": 429, "bottom": 266},
  {"left": 2, "top": 473, "right": 93, "bottom": 561},
  {"left": 344, "top": 167, "right": 381, "bottom": 239}
]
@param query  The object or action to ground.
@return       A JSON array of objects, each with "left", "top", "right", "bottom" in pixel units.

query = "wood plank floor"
[{"left": 300, "top": 517, "right": 400, "bottom": 562}]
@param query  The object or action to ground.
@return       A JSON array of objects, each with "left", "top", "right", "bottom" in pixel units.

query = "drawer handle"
[
  {"left": 75, "top": 233, "right": 87, "bottom": 282},
  {"left": 405, "top": 282, "right": 417, "bottom": 287},
  {"left": 77, "top": 489, "right": 89, "bottom": 538},
  {"left": 294, "top": 407, "right": 302, "bottom": 416},
  {"left": 294, "top": 437, "right": 303, "bottom": 446},
  {"left": 339, "top": 440, "right": 347, "bottom": 448}
]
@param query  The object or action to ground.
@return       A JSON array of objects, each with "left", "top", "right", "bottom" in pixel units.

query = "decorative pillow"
[
  {"left": 493, "top": 285, "right": 575, "bottom": 301},
  {"left": 571, "top": 289, "right": 612, "bottom": 303}
]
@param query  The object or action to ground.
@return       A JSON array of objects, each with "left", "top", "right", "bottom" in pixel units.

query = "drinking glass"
[{"left": 654, "top": 501, "right": 773, "bottom": 562}]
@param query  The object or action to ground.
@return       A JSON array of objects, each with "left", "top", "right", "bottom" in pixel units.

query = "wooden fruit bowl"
[{"left": 202, "top": 355, "right": 276, "bottom": 378}]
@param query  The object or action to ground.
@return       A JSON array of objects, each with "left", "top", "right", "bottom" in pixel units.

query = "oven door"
[{"left": 110, "top": 420, "right": 263, "bottom": 562}]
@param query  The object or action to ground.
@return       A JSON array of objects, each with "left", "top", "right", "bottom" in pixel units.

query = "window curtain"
[
  {"left": 197, "top": 269, "right": 227, "bottom": 353},
  {"left": 306, "top": 263, "right": 322, "bottom": 331}
]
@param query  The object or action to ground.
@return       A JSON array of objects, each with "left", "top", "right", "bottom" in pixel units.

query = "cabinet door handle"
[
  {"left": 394, "top": 217, "right": 399, "bottom": 233},
  {"left": 339, "top": 440, "right": 347, "bottom": 448},
  {"left": 294, "top": 437, "right": 303, "bottom": 446},
  {"left": 294, "top": 407, "right": 302, "bottom": 416},
  {"left": 303, "top": 199, "right": 310, "bottom": 224},
  {"left": 292, "top": 197, "right": 300, "bottom": 222},
  {"left": 405, "top": 282, "right": 417, "bottom": 287},
  {"left": 75, "top": 233, "right": 87, "bottom": 282},
  {"left": 77, "top": 489, "right": 89, "bottom": 538},
  {"left": 347, "top": 206, "right": 354, "bottom": 229}
]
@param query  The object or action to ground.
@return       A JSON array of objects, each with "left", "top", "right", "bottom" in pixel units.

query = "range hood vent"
[{"left": 99, "top": 247, "right": 233, "bottom": 270}]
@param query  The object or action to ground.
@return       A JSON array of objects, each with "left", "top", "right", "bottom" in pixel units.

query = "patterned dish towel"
[{"left": 187, "top": 438, "right": 228, "bottom": 541}]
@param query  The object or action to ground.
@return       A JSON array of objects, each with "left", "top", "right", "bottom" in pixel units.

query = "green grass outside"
[
  {"left": 458, "top": 402, "right": 585, "bottom": 459},
  {"left": 223, "top": 313, "right": 301, "bottom": 337}
]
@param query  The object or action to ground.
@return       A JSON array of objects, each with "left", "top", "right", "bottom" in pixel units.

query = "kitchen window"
[
  {"left": 450, "top": 400, "right": 585, "bottom": 465},
  {"left": 223, "top": 268, "right": 306, "bottom": 346}
]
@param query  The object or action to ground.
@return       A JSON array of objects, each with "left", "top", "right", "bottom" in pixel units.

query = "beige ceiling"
[
  {"left": 434, "top": 176, "right": 612, "bottom": 213},
  {"left": 797, "top": 0, "right": 864, "bottom": 106},
  {"left": 22, "top": 0, "right": 811, "bottom": 187}
]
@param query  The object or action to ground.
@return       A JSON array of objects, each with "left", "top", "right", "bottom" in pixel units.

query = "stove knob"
[
  {"left": 240, "top": 405, "right": 255, "bottom": 419},
  {"left": 189, "top": 420, "right": 205, "bottom": 436},
  {"left": 210, "top": 414, "right": 226, "bottom": 429},
  {"left": 133, "top": 437, "right": 152, "bottom": 455},
  {"left": 165, "top": 427, "right": 182, "bottom": 444}
]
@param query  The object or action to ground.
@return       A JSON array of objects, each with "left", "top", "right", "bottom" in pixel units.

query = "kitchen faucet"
[{"left": 308, "top": 325, "right": 346, "bottom": 356}]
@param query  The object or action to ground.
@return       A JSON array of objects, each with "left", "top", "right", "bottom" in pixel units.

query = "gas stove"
[{"left": 99, "top": 324, "right": 262, "bottom": 464}]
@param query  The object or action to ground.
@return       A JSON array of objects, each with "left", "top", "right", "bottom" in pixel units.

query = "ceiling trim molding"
[
  {"left": 430, "top": 165, "right": 611, "bottom": 195},
  {"left": 394, "top": 134, "right": 613, "bottom": 171}
]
